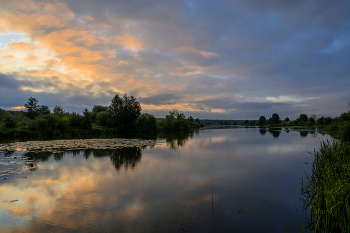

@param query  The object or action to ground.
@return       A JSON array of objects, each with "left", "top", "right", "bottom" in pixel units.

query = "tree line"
[
  {"left": 0, "top": 94, "right": 204, "bottom": 138},
  {"left": 244, "top": 104, "right": 350, "bottom": 141}
]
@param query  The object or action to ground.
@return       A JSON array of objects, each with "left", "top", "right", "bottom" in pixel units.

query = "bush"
[
  {"left": 162, "top": 110, "right": 190, "bottom": 132},
  {"left": 324, "top": 116, "right": 332, "bottom": 125},
  {"left": 0, "top": 131, "right": 4, "bottom": 138},
  {"left": 316, "top": 116, "right": 324, "bottom": 125},
  {"left": 4, "top": 115, "right": 16, "bottom": 128},
  {"left": 5, "top": 129, "right": 17, "bottom": 137},
  {"left": 56, "top": 117, "right": 70, "bottom": 133},
  {"left": 340, "top": 112, "right": 350, "bottom": 122},
  {"left": 136, "top": 113, "right": 157, "bottom": 132},
  {"left": 69, "top": 112, "right": 83, "bottom": 129},
  {"left": 92, "top": 127, "right": 104, "bottom": 134},
  {"left": 15, "top": 129, "right": 34, "bottom": 138},
  {"left": 96, "top": 111, "right": 112, "bottom": 127},
  {"left": 340, "top": 123, "right": 350, "bottom": 142}
]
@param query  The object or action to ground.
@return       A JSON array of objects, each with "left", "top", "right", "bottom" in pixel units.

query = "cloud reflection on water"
[{"left": 0, "top": 128, "right": 331, "bottom": 232}]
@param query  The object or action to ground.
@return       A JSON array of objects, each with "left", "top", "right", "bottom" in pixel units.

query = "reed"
[{"left": 304, "top": 139, "right": 350, "bottom": 232}]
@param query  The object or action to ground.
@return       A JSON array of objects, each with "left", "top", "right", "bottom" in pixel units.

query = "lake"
[{"left": 0, "top": 126, "right": 330, "bottom": 233}]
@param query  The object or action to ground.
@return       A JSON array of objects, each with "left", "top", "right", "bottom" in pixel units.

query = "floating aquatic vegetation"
[{"left": 0, "top": 138, "right": 158, "bottom": 153}]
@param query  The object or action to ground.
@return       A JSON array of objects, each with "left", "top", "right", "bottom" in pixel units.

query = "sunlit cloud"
[
  {"left": 178, "top": 46, "right": 218, "bottom": 58},
  {"left": 11, "top": 106, "right": 25, "bottom": 110},
  {"left": 0, "top": 0, "right": 349, "bottom": 118},
  {"left": 266, "top": 96, "right": 318, "bottom": 103}
]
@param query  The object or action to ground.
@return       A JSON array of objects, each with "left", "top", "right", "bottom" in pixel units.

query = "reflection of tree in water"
[
  {"left": 284, "top": 128, "right": 290, "bottom": 133},
  {"left": 300, "top": 131, "right": 309, "bottom": 137},
  {"left": 26, "top": 151, "right": 56, "bottom": 162},
  {"left": 269, "top": 129, "right": 281, "bottom": 138},
  {"left": 259, "top": 128, "right": 267, "bottom": 135},
  {"left": 4, "top": 151, "right": 14, "bottom": 157},
  {"left": 93, "top": 147, "right": 144, "bottom": 171},
  {"left": 157, "top": 131, "right": 193, "bottom": 150}
]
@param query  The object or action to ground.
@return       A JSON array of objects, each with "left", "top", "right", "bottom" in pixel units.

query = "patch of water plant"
[
  {"left": 0, "top": 138, "right": 158, "bottom": 153},
  {"left": 303, "top": 139, "right": 350, "bottom": 232}
]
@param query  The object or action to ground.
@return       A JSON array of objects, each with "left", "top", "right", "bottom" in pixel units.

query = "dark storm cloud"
[
  {"left": 0, "top": 73, "right": 19, "bottom": 90},
  {"left": 139, "top": 93, "right": 182, "bottom": 105}
]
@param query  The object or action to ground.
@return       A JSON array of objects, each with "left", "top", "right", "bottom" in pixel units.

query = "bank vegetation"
[{"left": 0, "top": 94, "right": 203, "bottom": 139}]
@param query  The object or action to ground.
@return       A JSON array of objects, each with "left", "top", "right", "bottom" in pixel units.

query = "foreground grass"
[{"left": 304, "top": 139, "right": 350, "bottom": 232}]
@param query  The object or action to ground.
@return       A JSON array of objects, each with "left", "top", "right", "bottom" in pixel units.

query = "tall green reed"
[{"left": 304, "top": 139, "right": 350, "bottom": 232}]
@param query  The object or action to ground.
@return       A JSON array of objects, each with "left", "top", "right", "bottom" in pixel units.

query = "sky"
[{"left": 0, "top": 0, "right": 349, "bottom": 120}]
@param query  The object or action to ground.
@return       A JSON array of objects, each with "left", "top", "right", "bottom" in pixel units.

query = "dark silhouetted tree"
[
  {"left": 110, "top": 94, "right": 141, "bottom": 131},
  {"left": 299, "top": 114, "right": 308, "bottom": 122},
  {"left": 308, "top": 117, "right": 315, "bottom": 124},
  {"left": 4, "top": 114, "right": 16, "bottom": 128},
  {"left": 24, "top": 96, "right": 40, "bottom": 119},
  {"left": 284, "top": 117, "right": 289, "bottom": 122},
  {"left": 53, "top": 106, "right": 65, "bottom": 117},
  {"left": 136, "top": 113, "right": 157, "bottom": 132},
  {"left": 270, "top": 113, "right": 280, "bottom": 124},
  {"left": 38, "top": 105, "right": 51, "bottom": 116},
  {"left": 92, "top": 105, "right": 108, "bottom": 114},
  {"left": 257, "top": 116, "right": 266, "bottom": 125},
  {"left": 82, "top": 108, "right": 93, "bottom": 130}
]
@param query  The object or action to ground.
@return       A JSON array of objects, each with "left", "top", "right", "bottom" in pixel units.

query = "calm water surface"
[{"left": 0, "top": 127, "right": 330, "bottom": 232}]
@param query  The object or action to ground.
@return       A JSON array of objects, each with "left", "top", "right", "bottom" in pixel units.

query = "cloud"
[
  {"left": 0, "top": 73, "right": 19, "bottom": 89},
  {"left": 139, "top": 93, "right": 182, "bottom": 105},
  {"left": 178, "top": 46, "right": 218, "bottom": 58},
  {"left": 0, "top": 0, "right": 349, "bottom": 119}
]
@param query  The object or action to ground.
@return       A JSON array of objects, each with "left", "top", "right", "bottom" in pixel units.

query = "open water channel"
[{"left": 0, "top": 126, "right": 331, "bottom": 233}]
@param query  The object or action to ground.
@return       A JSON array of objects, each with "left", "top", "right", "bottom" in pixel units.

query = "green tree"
[
  {"left": 270, "top": 113, "right": 280, "bottom": 124},
  {"left": 23, "top": 96, "right": 40, "bottom": 119},
  {"left": 92, "top": 105, "right": 108, "bottom": 113},
  {"left": 340, "top": 112, "right": 350, "bottom": 122},
  {"left": 187, "top": 116, "right": 194, "bottom": 123},
  {"left": 324, "top": 116, "right": 332, "bottom": 125},
  {"left": 244, "top": 120, "right": 249, "bottom": 124},
  {"left": 4, "top": 114, "right": 16, "bottom": 128},
  {"left": 248, "top": 120, "right": 256, "bottom": 126},
  {"left": 257, "top": 116, "right": 267, "bottom": 125},
  {"left": 136, "top": 113, "right": 157, "bottom": 132},
  {"left": 299, "top": 114, "right": 308, "bottom": 122},
  {"left": 284, "top": 117, "right": 290, "bottom": 122},
  {"left": 110, "top": 94, "right": 141, "bottom": 131},
  {"left": 96, "top": 111, "right": 112, "bottom": 127},
  {"left": 316, "top": 116, "right": 324, "bottom": 125},
  {"left": 195, "top": 118, "right": 200, "bottom": 123},
  {"left": 69, "top": 112, "right": 83, "bottom": 129},
  {"left": 308, "top": 117, "right": 315, "bottom": 125},
  {"left": 53, "top": 106, "right": 65, "bottom": 117},
  {"left": 38, "top": 105, "right": 51, "bottom": 116},
  {"left": 163, "top": 110, "right": 190, "bottom": 131},
  {"left": 82, "top": 108, "right": 93, "bottom": 130}
]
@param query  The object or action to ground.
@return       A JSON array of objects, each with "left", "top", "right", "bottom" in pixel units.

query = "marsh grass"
[{"left": 304, "top": 139, "right": 350, "bottom": 232}]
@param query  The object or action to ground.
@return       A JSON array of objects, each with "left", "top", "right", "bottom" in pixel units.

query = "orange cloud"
[
  {"left": 113, "top": 34, "right": 143, "bottom": 50},
  {"left": 21, "top": 86, "right": 42, "bottom": 92},
  {"left": 12, "top": 106, "right": 26, "bottom": 110},
  {"left": 178, "top": 46, "right": 218, "bottom": 58}
]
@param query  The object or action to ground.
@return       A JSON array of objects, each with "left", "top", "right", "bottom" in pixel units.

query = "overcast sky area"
[{"left": 0, "top": 0, "right": 349, "bottom": 120}]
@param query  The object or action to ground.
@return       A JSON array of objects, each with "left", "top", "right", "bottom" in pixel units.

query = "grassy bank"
[{"left": 304, "top": 139, "right": 350, "bottom": 232}]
